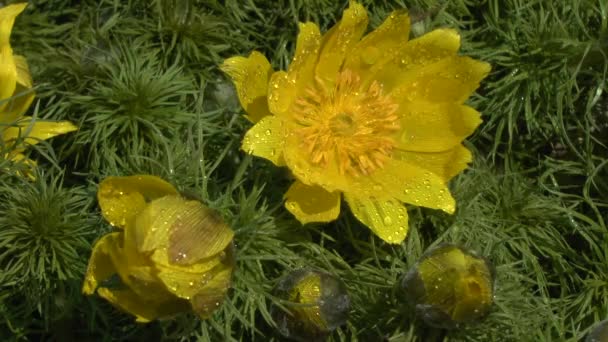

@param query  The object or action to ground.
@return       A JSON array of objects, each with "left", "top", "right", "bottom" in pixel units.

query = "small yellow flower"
[
  {"left": 0, "top": 3, "right": 76, "bottom": 175},
  {"left": 221, "top": 1, "right": 490, "bottom": 244},
  {"left": 83, "top": 175, "right": 235, "bottom": 322}
]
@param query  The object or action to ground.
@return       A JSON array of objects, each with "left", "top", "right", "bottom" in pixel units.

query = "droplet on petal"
[
  {"left": 400, "top": 244, "right": 494, "bottom": 329},
  {"left": 271, "top": 268, "right": 350, "bottom": 341}
]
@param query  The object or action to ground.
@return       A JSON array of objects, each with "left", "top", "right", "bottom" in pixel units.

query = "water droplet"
[
  {"left": 265, "top": 129, "right": 272, "bottom": 136},
  {"left": 383, "top": 216, "right": 393, "bottom": 225}
]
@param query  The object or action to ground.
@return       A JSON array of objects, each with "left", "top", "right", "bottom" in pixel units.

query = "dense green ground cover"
[{"left": 0, "top": 0, "right": 606, "bottom": 340}]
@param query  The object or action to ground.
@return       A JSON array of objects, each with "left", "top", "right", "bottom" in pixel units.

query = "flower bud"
[
  {"left": 83, "top": 175, "right": 235, "bottom": 322},
  {"left": 271, "top": 268, "right": 350, "bottom": 341},
  {"left": 401, "top": 244, "right": 494, "bottom": 329}
]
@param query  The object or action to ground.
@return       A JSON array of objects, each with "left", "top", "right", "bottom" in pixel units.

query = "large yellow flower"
[
  {"left": 83, "top": 175, "right": 235, "bottom": 322},
  {"left": 221, "top": 1, "right": 490, "bottom": 244},
  {"left": 0, "top": 3, "right": 76, "bottom": 174}
]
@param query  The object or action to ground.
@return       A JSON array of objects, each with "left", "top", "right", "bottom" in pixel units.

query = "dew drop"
[{"left": 383, "top": 216, "right": 393, "bottom": 225}]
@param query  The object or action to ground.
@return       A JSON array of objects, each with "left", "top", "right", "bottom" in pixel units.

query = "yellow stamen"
[{"left": 293, "top": 70, "right": 400, "bottom": 176}]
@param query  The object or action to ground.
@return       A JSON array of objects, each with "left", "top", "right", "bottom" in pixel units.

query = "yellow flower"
[
  {"left": 221, "top": 1, "right": 490, "bottom": 244},
  {"left": 82, "top": 175, "right": 235, "bottom": 322},
  {"left": 0, "top": 3, "right": 76, "bottom": 175}
]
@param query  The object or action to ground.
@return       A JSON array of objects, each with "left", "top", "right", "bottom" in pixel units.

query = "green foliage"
[
  {"left": 66, "top": 41, "right": 198, "bottom": 173},
  {"left": 0, "top": 170, "right": 97, "bottom": 340},
  {"left": 2, "top": 0, "right": 607, "bottom": 341}
]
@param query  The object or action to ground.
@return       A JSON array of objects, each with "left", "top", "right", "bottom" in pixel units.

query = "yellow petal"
[
  {"left": 0, "top": 3, "right": 27, "bottom": 45},
  {"left": 220, "top": 51, "right": 273, "bottom": 123},
  {"left": 97, "top": 287, "right": 189, "bottom": 323},
  {"left": 394, "top": 144, "right": 473, "bottom": 183},
  {"left": 133, "top": 196, "right": 179, "bottom": 251},
  {"left": 82, "top": 232, "right": 123, "bottom": 295},
  {"left": 135, "top": 196, "right": 234, "bottom": 263},
  {"left": 0, "top": 45, "right": 17, "bottom": 111},
  {"left": 344, "top": 195, "right": 409, "bottom": 244},
  {"left": 267, "top": 71, "right": 293, "bottom": 115},
  {"left": 390, "top": 56, "right": 491, "bottom": 104},
  {"left": 167, "top": 202, "right": 233, "bottom": 264},
  {"left": 269, "top": 23, "right": 322, "bottom": 116},
  {"left": 352, "top": 159, "right": 455, "bottom": 213},
  {"left": 0, "top": 55, "right": 34, "bottom": 124},
  {"left": 366, "top": 28, "right": 461, "bottom": 90},
  {"left": 98, "top": 175, "right": 179, "bottom": 228},
  {"left": 153, "top": 250, "right": 227, "bottom": 301},
  {"left": 190, "top": 263, "right": 234, "bottom": 319},
  {"left": 344, "top": 10, "right": 410, "bottom": 74},
  {"left": 88, "top": 235, "right": 173, "bottom": 307},
  {"left": 284, "top": 180, "right": 341, "bottom": 224},
  {"left": 241, "top": 115, "right": 287, "bottom": 166},
  {"left": 315, "top": 1, "right": 368, "bottom": 85},
  {"left": 397, "top": 101, "right": 481, "bottom": 152},
  {"left": 13, "top": 55, "right": 32, "bottom": 88},
  {"left": 2, "top": 118, "right": 77, "bottom": 146}
]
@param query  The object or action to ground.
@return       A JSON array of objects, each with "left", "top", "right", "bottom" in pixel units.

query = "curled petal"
[
  {"left": 0, "top": 55, "right": 35, "bottom": 123},
  {"left": 344, "top": 195, "right": 409, "bottom": 244},
  {"left": 13, "top": 55, "right": 32, "bottom": 88},
  {"left": 315, "top": 1, "right": 368, "bottom": 85},
  {"left": 82, "top": 232, "right": 123, "bottom": 295},
  {"left": 397, "top": 102, "right": 482, "bottom": 152},
  {"left": 284, "top": 180, "right": 341, "bottom": 224},
  {"left": 98, "top": 175, "right": 178, "bottom": 228},
  {"left": 135, "top": 196, "right": 234, "bottom": 264},
  {"left": 97, "top": 287, "right": 189, "bottom": 323},
  {"left": 221, "top": 51, "right": 273, "bottom": 122},
  {"left": 0, "top": 3, "right": 27, "bottom": 45},
  {"left": 190, "top": 264, "right": 234, "bottom": 319},
  {"left": 0, "top": 45, "right": 17, "bottom": 111},
  {"left": 168, "top": 202, "right": 233, "bottom": 264},
  {"left": 241, "top": 115, "right": 287, "bottom": 166},
  {"left": 152, "top": 249, "right": 223, "bottom": 300}
]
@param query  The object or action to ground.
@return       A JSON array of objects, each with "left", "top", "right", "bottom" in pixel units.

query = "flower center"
[
  {"left": 292, "top": 70, "right": 400, "bottom": 176},
  {"left": 329, "top": 112, "right": 356, "bottom": 136}
]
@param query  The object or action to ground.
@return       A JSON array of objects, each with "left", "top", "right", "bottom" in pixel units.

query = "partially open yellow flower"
[
  {"left": 83, "top": 175, "right": 235, "bottom": 322},
  {"left": 0, "top": 3, "right": 76, "bottom": 175},
  {"left": 221, "top": 1, "right": 490, "bottom": 244}
]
